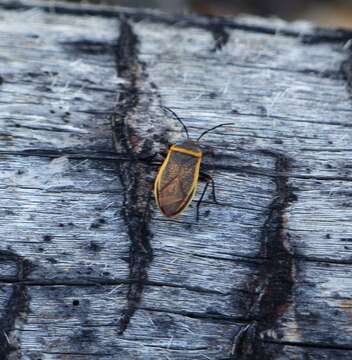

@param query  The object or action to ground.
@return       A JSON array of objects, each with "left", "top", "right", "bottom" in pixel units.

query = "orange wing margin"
[{"left": 154, "top": 148, "right": 202, "bottom": 217}]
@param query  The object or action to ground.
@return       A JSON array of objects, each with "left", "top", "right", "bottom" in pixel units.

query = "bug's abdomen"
[{"left": 155, "top": 151, "right": 201, "bottom": 217}]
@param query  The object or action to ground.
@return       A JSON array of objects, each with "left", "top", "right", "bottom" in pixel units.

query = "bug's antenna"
[
  {"left": 161, "top": 106, "right": 190, "bottom": 139},
  {"left": 197, "top": 123, "right": 234, "bottom": 142}
]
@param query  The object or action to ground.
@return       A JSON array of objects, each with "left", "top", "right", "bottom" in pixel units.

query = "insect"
[{"left": 154, "top": 107, "right": 233, "bottom": 221}]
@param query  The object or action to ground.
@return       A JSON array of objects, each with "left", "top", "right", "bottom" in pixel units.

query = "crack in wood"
[
  {"left": 2, "top": 149, "right": 352, "bottom": 182},
  {"left": 231, "top": 151, "right": 297, "bottom": 359},
  {"left": 60, "top": 39, "right": 116, "bottom": 56},
  {"left": 141, "top": 306, "right": 255, "bottom": 324},
  {"left": 264, "top": 339, "right": 352, "bottom": 352},
  {"left": 112, "top": 18, "right": 154, "bottom": 335},
  {"left": 2, "top": 1, "right": 352, "bottom": 44},
  {"left": 37, "top": 351, "right": 113, "bottom": 356},
  {"left": 0, "top": 250, "right": 31, "bottom": 358},
  {"left": 301, "top": 28, "right": 352, "bottom": 45}
]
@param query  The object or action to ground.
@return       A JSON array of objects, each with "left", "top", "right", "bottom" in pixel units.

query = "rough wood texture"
[{"left": 0, "top": 0, "right": 352, "bottom": 359}]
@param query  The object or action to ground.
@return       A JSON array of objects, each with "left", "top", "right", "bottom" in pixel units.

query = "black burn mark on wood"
[
  {"left": 232, "top": 152, "right": 296, "bottom": 360},
  {"left": 88, "top": 241, "right": 102, "bottom": 252},
  {"left": 89, "top": 217, "right": 106, "bottom": 229},
  {"left": 113, "top": 18, "right": 140, "bottom": 156},
  {"left": 112, "top": 18, "right": 153, "bottom": 335},
  {"left": 0, "top": 250, "right": 31, "bottom": 357},
  {"left": 208, "top": 24, "right": 229, "bottom": 52}
]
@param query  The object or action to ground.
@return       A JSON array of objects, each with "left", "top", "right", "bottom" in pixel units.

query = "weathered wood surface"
[{"left": 0, "top": 0, "right": 352, "bottom": 359}]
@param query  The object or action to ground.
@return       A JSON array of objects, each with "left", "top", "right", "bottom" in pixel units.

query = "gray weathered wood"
[{"left": 0, "top": 0, "right": 352, "bottom": 359}]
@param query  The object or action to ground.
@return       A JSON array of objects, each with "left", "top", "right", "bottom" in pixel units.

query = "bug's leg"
[
  {"left": 199, "top": 172, "right": 218, "bottom": 204},
  {"left": 145, "top": 144, "right": 171, "bottom": 164},
  {"left": 139, "top": 151, "right": 167, "bottom": 167},
  {"left": 202, "top": 147, "right": 216, "bottom": 159},
  {"left": 196, "top": 180, "right": 210, "bottom": 222}
]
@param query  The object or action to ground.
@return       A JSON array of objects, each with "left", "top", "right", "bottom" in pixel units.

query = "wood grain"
[{"left": 0, "top": 0, "right": 351, "bottom": 358}]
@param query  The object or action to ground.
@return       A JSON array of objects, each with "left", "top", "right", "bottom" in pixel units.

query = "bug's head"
[
  {"left": 174, "top": 139, "right": 201, "bottom": 152},
  {"left": 161, "top": 106, "right": 234, "bottom": 145}
]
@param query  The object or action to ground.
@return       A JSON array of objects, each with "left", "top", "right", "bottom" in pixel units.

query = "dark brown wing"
[{"left": 154, "top": 150, "right": 201, "bottom": 217}]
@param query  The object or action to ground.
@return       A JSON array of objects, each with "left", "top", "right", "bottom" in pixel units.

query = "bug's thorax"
[{"left": 170, "top": 140, "right": 202, "bottom": 158}]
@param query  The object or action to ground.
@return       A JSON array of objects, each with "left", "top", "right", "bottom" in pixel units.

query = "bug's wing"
[{"left": 155, "top": 152, "right": 201, "bottom": 217}]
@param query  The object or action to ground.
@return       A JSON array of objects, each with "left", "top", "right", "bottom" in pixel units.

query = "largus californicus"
[{"left": 154, "top": 106, "right": 233, "bottom": 221}]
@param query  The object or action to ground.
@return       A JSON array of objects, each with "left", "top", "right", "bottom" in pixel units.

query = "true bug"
[{"left": 154, "top": 107, "right": 233, "bottom": 221}]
